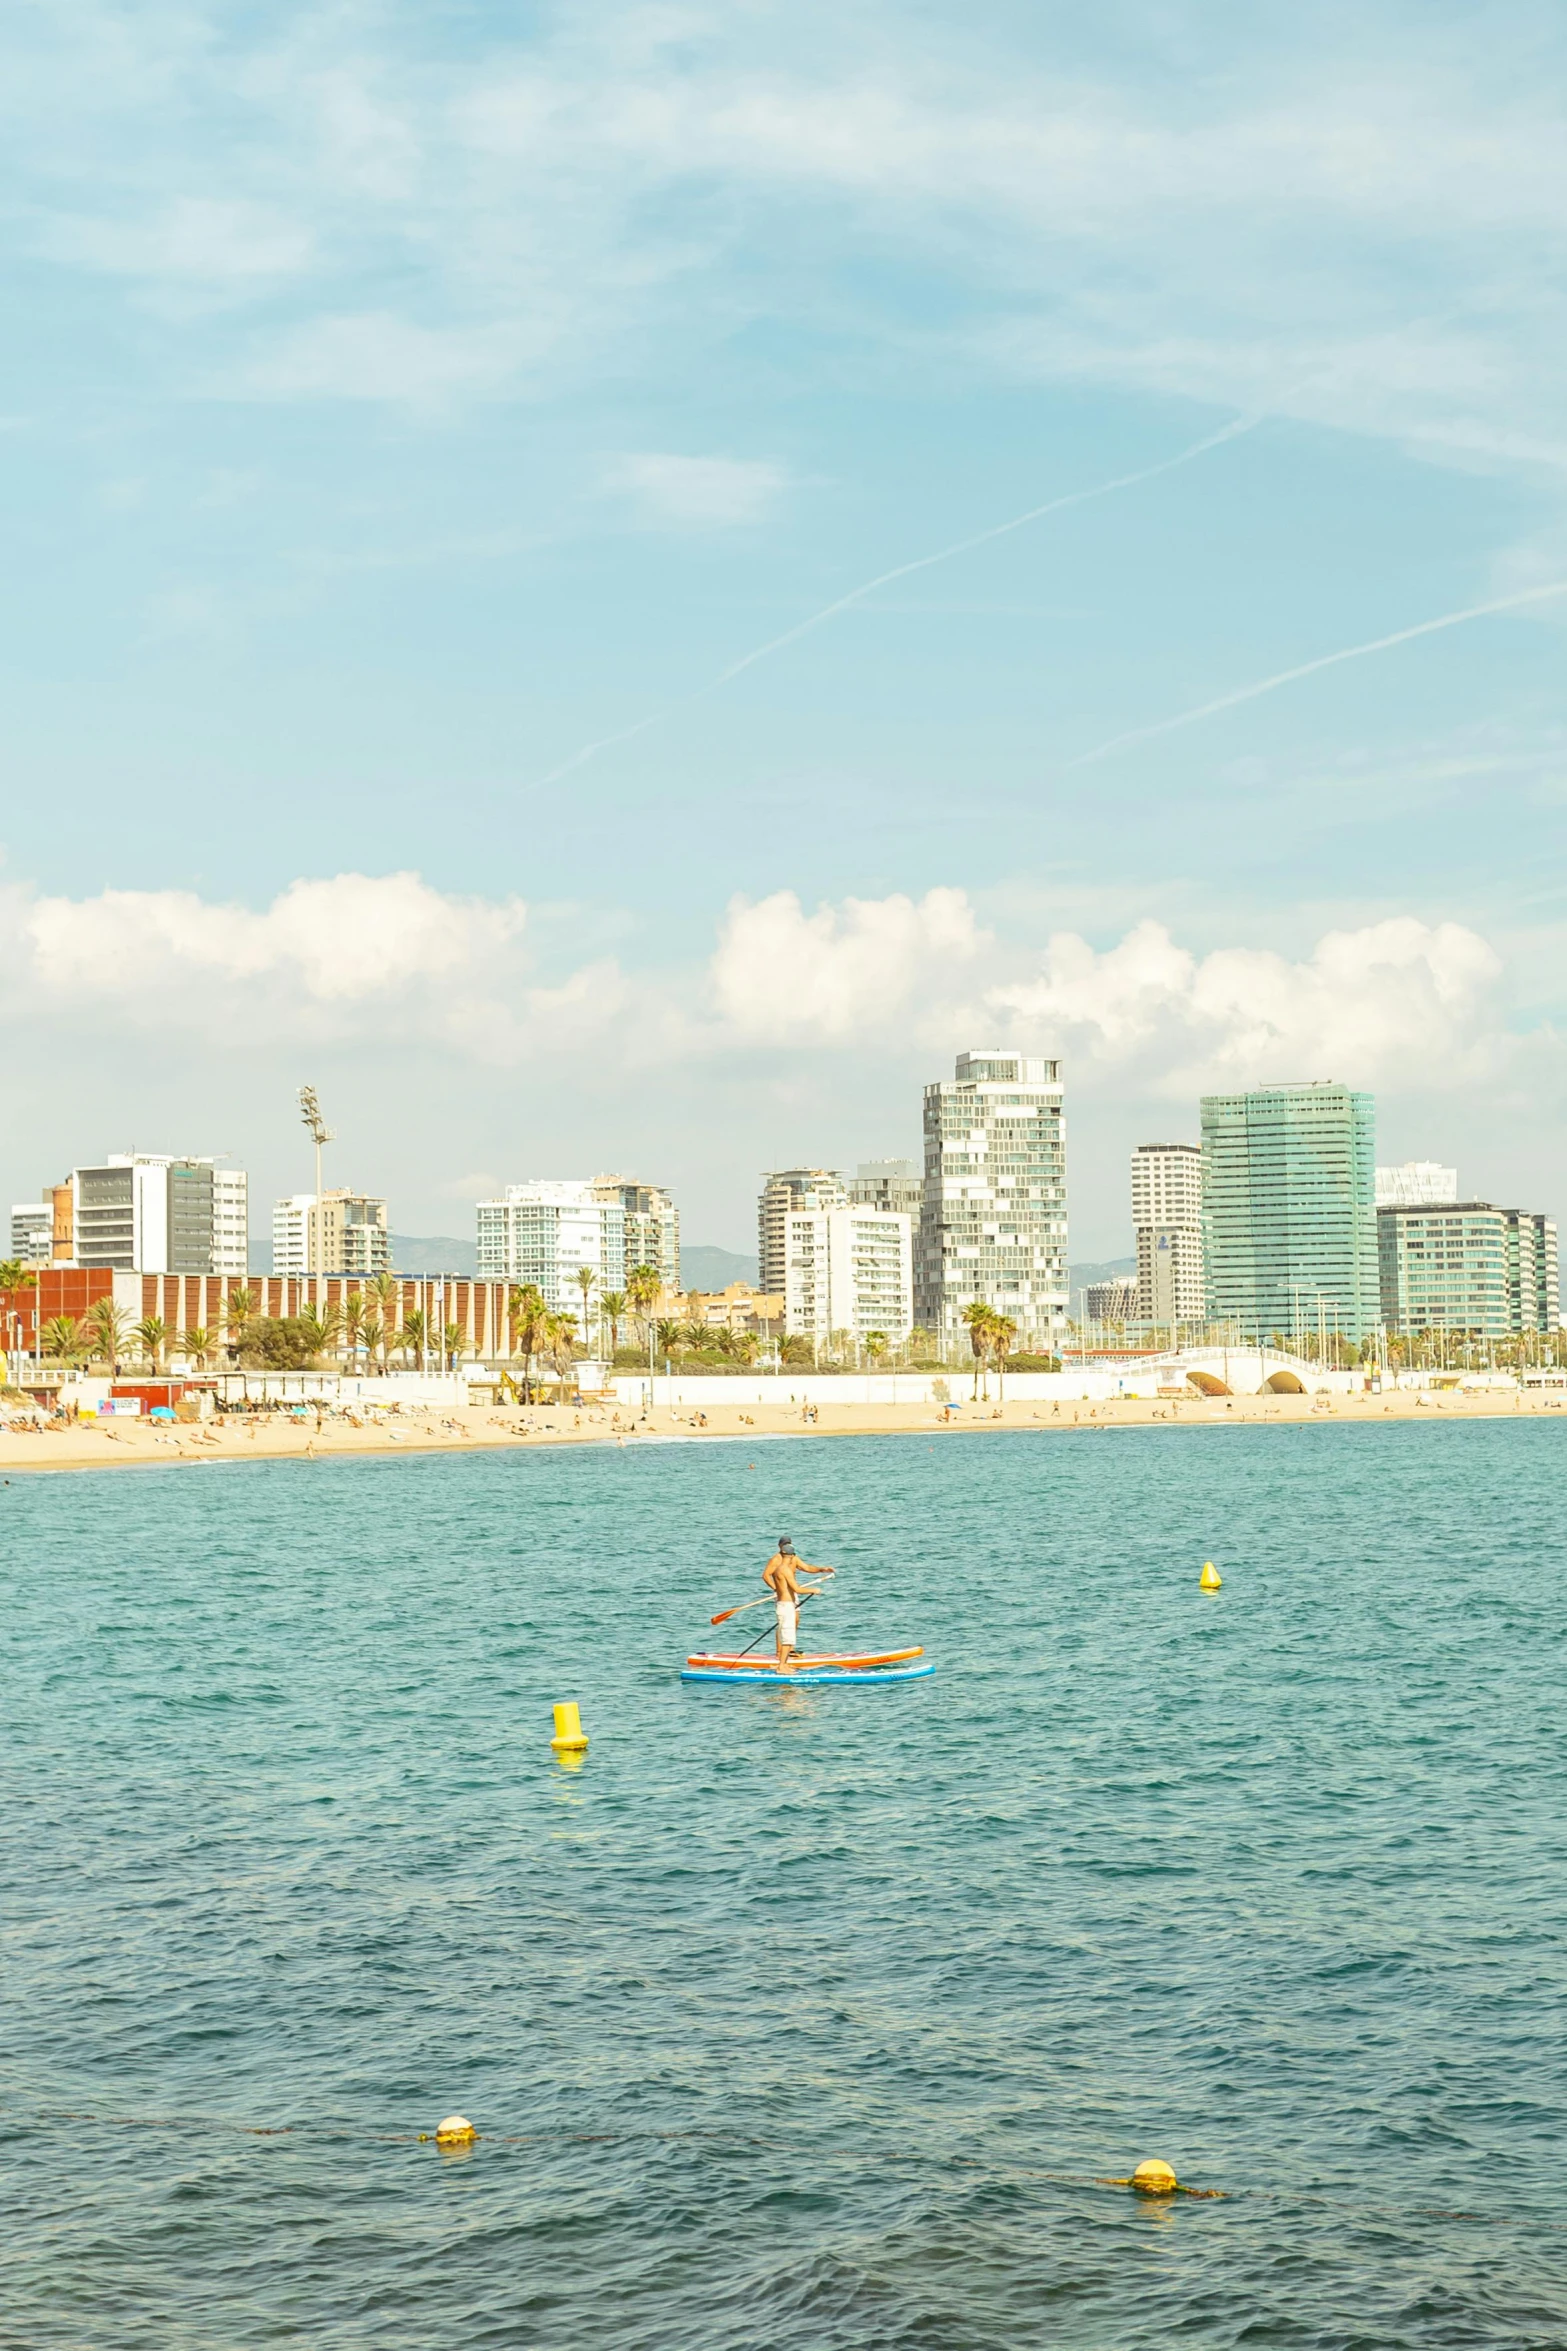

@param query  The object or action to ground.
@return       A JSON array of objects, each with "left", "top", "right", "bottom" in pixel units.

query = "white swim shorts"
[{"left": 775, "top": 1600, "right": 799, "bottom": 1648}]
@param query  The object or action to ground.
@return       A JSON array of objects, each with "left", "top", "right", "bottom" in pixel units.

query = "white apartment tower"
[
  {"left": 72, "top": 1154, "right": 249, "bottom": 1277},
  {"left": 476, "top": 1181, "right": 627, "bottom": 1311},
  {"left": 758, "top": 1168, "right": 847, "bottom": 1298},
  {"left": 9, "top": 1204, "right": 52, "bottom": 1266},
  {"left": 273, "top": 1190, "right": 389, "bottom": 1278},
  {"left": 593, "top": 1176, "right": 680, "bottom": 1293},
  {"left": 916, "top": 1052, "right": 1067, "bottom": 1349},
  {"left": 846, "top": 1159, "right": 923, "bottom": 1225},
  {"left": 1132, "top": 1143, "right": 1203, "bottom": 1327},
  {"left": 785, "top": 1207, "right": 913, "bottom": 1346}
]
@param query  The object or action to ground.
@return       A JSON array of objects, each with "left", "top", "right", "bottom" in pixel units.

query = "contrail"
[
  {"left": 1063, "top": 579, "right": 1567, "bottom": 771},
  {"left": 532, "top": 414, "right": 1261, "bottom": 788}
]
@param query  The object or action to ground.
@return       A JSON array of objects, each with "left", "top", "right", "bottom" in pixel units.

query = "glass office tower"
[{"left": 1200, "top": 1082, "right": 1379, "bottom": 1345}]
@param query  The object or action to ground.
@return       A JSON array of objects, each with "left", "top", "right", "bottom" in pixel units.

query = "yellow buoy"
[
  {"left": 1132, "top": 2157, "right": 1178, "bottom": 2195},
  {"left": 1199, "top": 1561, "right": 1222, "bottom": 1591},
  {"left": 551, "top": 1700, "right": 589, "bottom": 1752},
  {"left": 434, "top": 2114, "right": 477, "bottom": 2147}
]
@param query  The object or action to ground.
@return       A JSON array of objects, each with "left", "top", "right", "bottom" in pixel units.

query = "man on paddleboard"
[{"left": 763, "top": 1537, "right": 834, "bottom": 1665}]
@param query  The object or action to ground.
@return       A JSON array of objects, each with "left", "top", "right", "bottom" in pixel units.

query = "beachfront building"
[
  {"left": 758, "top": 1168, "right": 847, "bottom": 1298},
  {"left": 1378, "top": 1202, "right": 1559, "bottom": 1337},
  {"left": 916, "top": 1051, "right": 1068, "bottom": 1352},
  {"left": 1084, "top": 1276, "right": 1139, "bottom": 1325},
  {"left": 9, "top": 1203, "right": 51, "bottom": 1266},
  {"left": 847, "top": 1158, "right": 924, "bottom": 1224},
  {"left": 476, "top": 1180, "right": 626, "bottom": 1312},
  {"left": 683, "top": 1283, "right": 785, "bottom": 1335},
  {"left": 1200, "top": 1083, "right": 1379, "bottom": 1345},
  {"left": 1131, "top": 1141, "right": 1204, "bottom": 1327},
  {"left": 784, "top": 1206, "right": 913, "bottom": 1347},
  {"left": 273, "top": 1189, "right": 389, "bottom": 1279},
  {"left": 70, "top": 1154, "right": 250, "bottom": 1278},
  {"left": 593, "top": 1176, "right": 680, "bottom": 1291},
  {"left": 1375, "top": 1160, "right": 1459, "bottom": 1209}
]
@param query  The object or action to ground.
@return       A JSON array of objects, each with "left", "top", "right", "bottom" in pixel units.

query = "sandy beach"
[{"left": 1, "top": 1380, "right": 1562, "bottom": 1474}]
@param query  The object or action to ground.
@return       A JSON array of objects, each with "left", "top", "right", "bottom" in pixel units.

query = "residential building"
[
  {"left": 1378, "top": 1203, "right": 1559, "bottom": 1337},
  {"left": 1132, "top": 1142, "right": 1205, "bottom": 1327},
  {"left": 273, "top": 1189, "right": 390, "bottom": 1278},
  {"left": 916, "top": 1051, "right": 1067, "bottom": 1350},
  {"left": 212, "top": 1167, "right": 250, "bottom": 1280},
  {"left": 10, "top": 1204, "right": 51, "bottom": 1265},
  {"left": 1375, "top": 1161, "right": 1459, "bottom": 1209},
  {"left": 476, "top": 1181, "right": 626, "bottom": 1312},
  {"left": 758, "top": 1168, "right": 847, "bottom": 1298},
  {"left": 71, "top": 1154, "right": 248, "bottom": 1276},
  {"left": 1201, "top": 1083, "right": 1379, "bottom": 1344},
  {"left": 847, "top": 1158, "right": 924, "bottom": 1225},
  {"left": 1084, "top": 1276, "right": 1139, "bottom": 1325},
  {"left": 593, "top": 1176, "right": 680, "bottom": 1293},
  {"left": 683, "top": 1283, "right": 785, "bottom": 1334},
  {"left": 785, "top": 1207, "right": 913, "bottom": 1346}
]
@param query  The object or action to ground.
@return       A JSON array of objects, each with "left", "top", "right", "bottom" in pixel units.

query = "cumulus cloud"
[
  {"left": 710, "top": 887, "right": 987, "bottom": 1043},
  {"left": 705, "top": 889, "right": 1511, "bottom": 1093},
  {"left": 604, "top": 453, "right": 790, "bottom": 526},
  {"left": 983, "top": 916, "right": 1506, "bottom": 1093}
]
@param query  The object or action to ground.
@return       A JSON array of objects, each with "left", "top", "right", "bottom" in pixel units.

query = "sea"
[{"left": 4, "top": 1421, "right": 1565, "bottom": 2348}]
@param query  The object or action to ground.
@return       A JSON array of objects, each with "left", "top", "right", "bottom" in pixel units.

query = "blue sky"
[{"left": 3, "top": 1, "right": 1565, "bottom": 1256}]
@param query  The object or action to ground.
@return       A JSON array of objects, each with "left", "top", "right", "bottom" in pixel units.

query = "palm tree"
[
  {"left": 572, "top": 1264, "right": 597, "bottom": 1358},
  {"left": 297, "top": 1301, "right": 343, "bottom": 1364},
  {"left": 508, "top": 1283, "right": 548, "bottom": 1401},
  {"left": 545, "top": 1310, "right": 579, "bottom": 1396},
  {"left": 182, "top": 1326, "right": 213, "bottom": 1370},
  {"left": 865, "top": 1330, "right": 889, "bottom": 1366},
  {"left": 134, "top": 1314, "right": 168, "bottom": 1372},
  {"left": 342, "top": 1288, "right": 366, "bottom": 1367},
  {"left": 40, "top": 1314, "right": 85, "bottom": 1363},
  {"left": 442, "top": 1320, "right": 463, "bottom": 1372},
  {"left": 359, "top": 1314, "right": 382, "bottom": 1369},
  {"left": 988, "top": 1313, "right": 1018, "bottom": 1400},
  {"left": 654, "top": 1317, "right": 682, "bottom": 1359},
  {"left": 87, "top": 1296, "right": 131, "bottom": 1371},
  {"left": 225, "top": 1286, "right": 259, "bottom": 1359},
  {"left": 368, "top": 1272, "right": 401, "bottom": 1374},
  {"left": 0, "top": 1260, "right": 38, "bottom": 1292},
  {"left": 400, "top": 1308, "right": 427, "bottom": 1369},
  {"left": 962, "top": 1300, "right": 997, "bottom": 1400},
  {"left": 599, "top": 1290, "right": 627, "bottom": 1361},
  {"left": 626, "top": 1264, "right": 662, "bottom": 1354}
]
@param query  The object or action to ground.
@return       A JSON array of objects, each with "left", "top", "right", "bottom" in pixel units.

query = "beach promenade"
[{"left": 1, "top": 1380, "right": 1562, "bottom": 1473}]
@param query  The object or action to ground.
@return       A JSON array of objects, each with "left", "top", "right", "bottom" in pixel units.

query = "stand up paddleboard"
[
  {"left": 686, "top": 1646, "right": 924, "bottom": 1670},
  {"left": 681, "top": 1660, "right": 935, "bottom": 1686}
]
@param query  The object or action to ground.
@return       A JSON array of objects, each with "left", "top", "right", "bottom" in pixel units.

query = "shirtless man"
[{"left": 762, "top": 1536, "right": 835, "bottom": 1665}]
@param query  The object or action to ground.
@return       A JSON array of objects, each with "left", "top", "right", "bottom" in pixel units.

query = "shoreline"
[{"left": 2, "top": 1383, "right": 1564, "bottom": 1474}]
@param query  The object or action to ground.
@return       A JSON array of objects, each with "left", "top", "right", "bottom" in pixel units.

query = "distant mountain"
[
  {"left": 681, "top": 1243, "right": 757, "bottom": 1292},
  {"left": 389, "top": 1233, "right": 479, "bottom": 1276},
  {"left": 1066, "top": 1256, "right": 1136, "bottom": 1299}
]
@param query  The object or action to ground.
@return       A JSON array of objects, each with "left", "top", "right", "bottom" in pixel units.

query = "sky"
[{"left": 2, "top": 1, "right": 1565, "bottom": 1259}]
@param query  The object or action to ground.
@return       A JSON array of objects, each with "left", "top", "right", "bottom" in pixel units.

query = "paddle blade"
[{"left": 709, "top": 1605, "right": 741, "bottom": 1624}]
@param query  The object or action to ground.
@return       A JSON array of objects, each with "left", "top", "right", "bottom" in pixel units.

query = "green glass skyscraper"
[{"left": 1200, "top": 1083, "right": 1379, "bottom": 1344}]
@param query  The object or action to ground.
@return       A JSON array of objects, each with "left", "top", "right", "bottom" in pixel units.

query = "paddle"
[{"left": 709, "top": 1582, "right": 832, "bottom": 1626}]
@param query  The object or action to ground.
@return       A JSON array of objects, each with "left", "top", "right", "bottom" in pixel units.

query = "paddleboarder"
[{"left": 763, "top": 1537, "right": 834, "bottom": 1665}]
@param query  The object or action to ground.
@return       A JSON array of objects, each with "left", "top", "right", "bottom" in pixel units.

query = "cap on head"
[{"left": 777, "top": 1536, "right": 795, "bottom": 1553}]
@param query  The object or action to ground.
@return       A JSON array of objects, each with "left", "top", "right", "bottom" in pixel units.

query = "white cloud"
[
  {"left": 236, "top": 312, "right": 530, "bottom": 406},
  {"left": 604, "top": 452, "right": 790, "bottom": 526},
  {"left": 45, "top": 198, "right": 314, "bottom": 286},
  {"left": 710, "top": 886, "right": 987, "bottom": 1043}
]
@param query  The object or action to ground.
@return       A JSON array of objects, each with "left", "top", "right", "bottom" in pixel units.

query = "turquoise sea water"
[{"left": 4, "top": 1423, "right": 1566, "bottom": 2348}]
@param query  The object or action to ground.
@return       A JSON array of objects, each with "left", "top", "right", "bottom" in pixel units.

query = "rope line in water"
[{"left": 14, "top": 2110, "right": 1552, "bottom": 2227}]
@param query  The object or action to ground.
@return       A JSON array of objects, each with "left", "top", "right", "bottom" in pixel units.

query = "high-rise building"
[
  {"left": 847, "top": 1159, "right": 923, "bottom": 1225},
  {"left": 70, "top": 1154, "right": 248, "bottom": 1276},
  {"left": 758, "top": 1168, "right": 847, "bottom": 1299},
  {"left": 785, "top": 1207, "right": 913, "bottom": 1345},
  {"left": 273, "top": 1189, "right": 389, "bottom": 1278},
  {"left": 916, "top": 1051, "right": 1067, "bottom": 1350},
  {"left": 476, "top": 1181, "right": 626, "bottom": 1311},
  {"left": 1200, "top": 1083, "right": 1379, "bottom": 1344},
  {"left": 593, "top": 1177, "right": 679, "bottom": 1293},
  {"left": 1375, "top": 1161, "right": 1459, "bottom": 1209},
  {"left": 1084, "top": 1275, "right": 1139, "bottom": 1325},
  {"left": 1378, "top": 1203, "right": 1558, "bottom": 1337},
  {"left": 1131, "top": 1142, "right": 1204, "bottom": 1326},
  {"left": 9, "top": 1204, "right": 51, "bottom": 1265}
]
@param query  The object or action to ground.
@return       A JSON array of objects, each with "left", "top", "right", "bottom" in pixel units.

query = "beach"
[{"left": 2, "top": 1377, "right": 1562, "bottom": 1473}]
